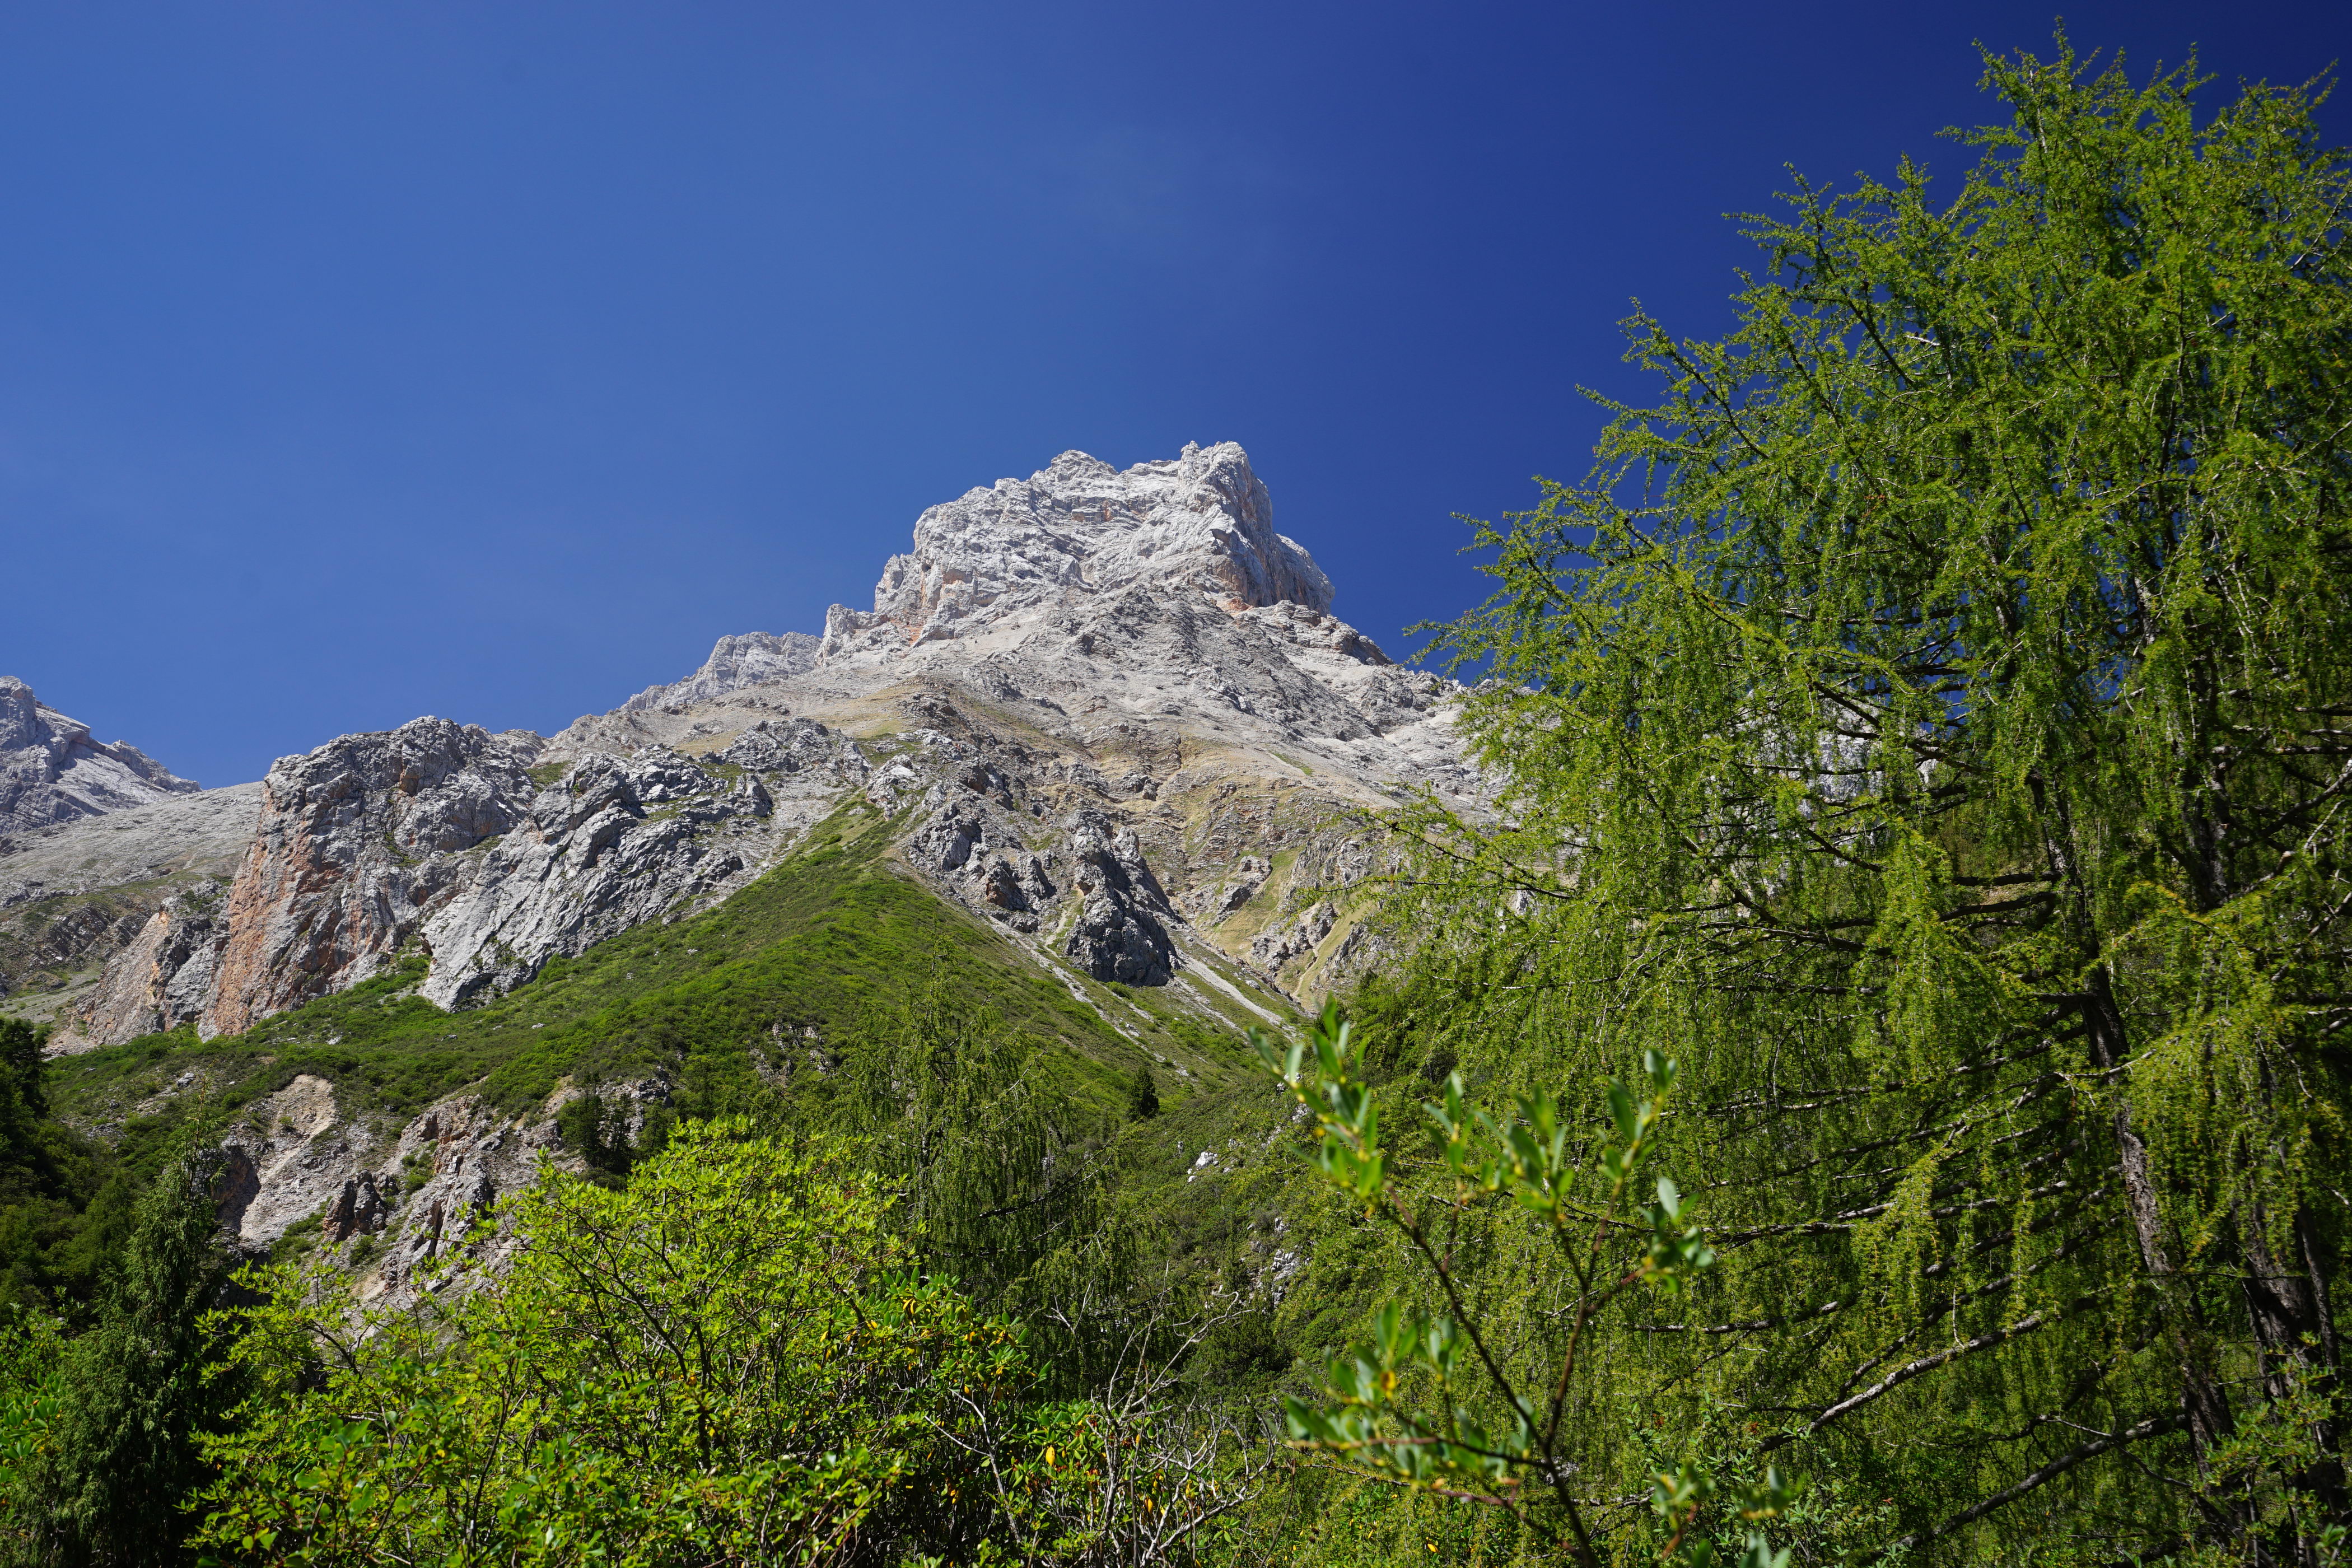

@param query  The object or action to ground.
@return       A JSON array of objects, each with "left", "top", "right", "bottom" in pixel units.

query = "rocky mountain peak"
[
  {"left": 819, "top": 441, "right": 1333, "bottom": 662},
  {"left": 0, "top": 675, "right": 200, "bottom": 837},
  {"left": 50, "top": 440, "right": 1472, "bottom": 1053}
]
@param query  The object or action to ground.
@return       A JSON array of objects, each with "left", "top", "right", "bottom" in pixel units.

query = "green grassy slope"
[
  {"left": 15, "top": 798, "right": 1355, "bottom": 1383},
  {"left": 48, "top": 804, "right": 1275, "bottom": 1142}
]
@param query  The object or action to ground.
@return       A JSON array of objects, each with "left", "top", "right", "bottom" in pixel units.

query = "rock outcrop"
[
  {"left": 0, "top": 783, "right": 261, "bottom": 1024},
  {"left": 69, "top": 883, "right": 230, "bottom": 1043},
  {"left": 819, "top": 444, "right": 1333, "bottom": 660},
  {"left": 0, "top": 676, "right": 200, "bottom": 838},
  {"left": 623, "top": 632, "right": 821, "bottom": 713},
  {"left": 69, "top": 715, "right": 871, "bottom": 1042},
  {"left": 197, "top": 1070, "right": 669, "bottom": 1310},
  {"left": 192, "top": 719, "right": 547, "bottom": 1036},
  {"left": 1063, "top": 810, "right": 1181, "bottom": 985}
]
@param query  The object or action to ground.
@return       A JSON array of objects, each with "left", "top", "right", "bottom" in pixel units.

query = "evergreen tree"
[
  {"left": 1383, "top": 38, "right": 2350, "bottom": 1560},
  {"left": 842, "top": 992, "right": 1150, "bottom": 1397},
  {"left": 0, "top": 1020, "right": 110, "bottom": 1319},
  {"left": 846, "top": 994, "right": 1108, "bottom": 1303},
  {"left": 0, "top": 1020, "right": 45, "bottom": 1124},
  {"left": 41, "top": 1142, "right": 239, "bottom": 1566}
]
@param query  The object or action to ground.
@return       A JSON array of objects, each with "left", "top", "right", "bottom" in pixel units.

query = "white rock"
[
  {"left": 817, "top": 443, "right": 1333, "bottom": 660},
  {"left": 622, "top": 632, "right": 820, "bottom": 713}
]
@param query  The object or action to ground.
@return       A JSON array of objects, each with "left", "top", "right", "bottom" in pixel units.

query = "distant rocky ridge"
[
  {"left": 622, "top": 632, "right": 820, "bottom": 714},
  {"left": 554, "top": 441, "right": 1469, "bottom": 1011},
  {"left": 0, "top": 680, "right": 237, "bottom": 1015},
  {"left": 72, "top": 716, "right": 864, "bottom": 1043},
  {"left": 0, "top": 676, "right": 200, "bottom": 839},
  {"left": 47, "top": 441, "right": 1472, "bottom": 1055}
]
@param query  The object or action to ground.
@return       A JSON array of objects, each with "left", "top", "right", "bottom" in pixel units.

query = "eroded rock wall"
[
  {"left": 196, "top": 719, "right": 545, "bottom": 1037},
  {"left": 819, "top": 443, "right": 1334, "bottom": 659},
  {"left": 71, "top": 716, "right": 872, "bottom": 1044},
  {"left": 623, "top": 632, "right": 821, "bottom": 714},
  {"left": 203, "top": 1071, "right": 673, "bottom": 1312}
]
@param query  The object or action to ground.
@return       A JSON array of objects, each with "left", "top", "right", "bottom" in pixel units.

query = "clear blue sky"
[{"left": 5, "top": 2, "right": 2345, "bottom": 787}]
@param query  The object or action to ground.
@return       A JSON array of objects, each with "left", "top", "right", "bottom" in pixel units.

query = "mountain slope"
[
  {"left": 0, "top": 680, "right": 237, "bottom": 1023},
  {"left": 45, "top": 801, "right": 1275, "bottom": 1304},
  {"left": 16, "top": 438, "right": 1464, "bottom": 1310},
  {"left": 621, "top": 631, "right": 821, "bottom": 714},
  {"left": 0, "top": 676, "right": 201, "bottom": 838}
]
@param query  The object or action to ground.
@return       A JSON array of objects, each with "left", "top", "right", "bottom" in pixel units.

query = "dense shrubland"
[{"left": 4, "top": 36, "right": 2350, "bottom": 1565}]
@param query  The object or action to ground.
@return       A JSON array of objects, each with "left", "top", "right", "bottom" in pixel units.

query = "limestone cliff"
[
  {"left": 71, "top": 716, "right": 858, "bottom": 1040},
  {"left": 819, "top": 444, "right": 1333, "bottom": 658},
  {"left": 556, "top": 440, "right": 1469, "bottom": 1009},
  {"left": 0, "top": 681, "right": 233, "bottom": 1019}
]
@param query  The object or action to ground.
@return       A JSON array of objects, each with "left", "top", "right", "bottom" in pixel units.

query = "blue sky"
[{"left": 5, "top": 2, "right": 2345, "bottom": 787}]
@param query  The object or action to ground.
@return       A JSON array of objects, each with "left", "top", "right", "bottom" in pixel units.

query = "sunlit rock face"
[
  {"left": 60, "top": 715, "right": 865, "bottom": 1044},
  {"left": 556, "top": 440, "right": 1475, "bottom": 1006},
  {"left": 818, "top": 443, "right": 1334, "bottom": 660},
  {"left": 0, "top": 676, "right": 200, "bottom": 838},
  {"left": 623, "top": 632, "right": 821, "bottom": 713}
]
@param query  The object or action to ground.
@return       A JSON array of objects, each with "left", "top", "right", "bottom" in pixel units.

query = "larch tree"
[{"left": 1357, "top": 37, "right": 2350, "bottom": 1562}]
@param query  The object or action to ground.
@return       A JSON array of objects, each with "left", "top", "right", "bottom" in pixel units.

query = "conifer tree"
[
  {"left": 1387, "top": 37, "right": 2351, "bottom": 1559},
  {"left": 42, "top": 1142, "right": 239, "bottom": 1565}
]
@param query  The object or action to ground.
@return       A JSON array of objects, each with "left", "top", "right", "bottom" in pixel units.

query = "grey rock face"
[
  {"left": 819, "top": 443, "right": 1334, "bottom": 660},
  {"left": 0, "top": 784, "right": 264, "bottom": 912},
  {"left": 1062, "top": 810, "right": 1179, "bottom": 985},
  {"left": 321, "top": 1173, "right": 390, "bottom": 1243},
  {"left": 1250, "top": 899, "right": 1338, "bottom": 976},
  {"left": 543, "top": 441, "right": 1475, "bottom": 1005},
  {"left": 0, "top": 783, "right": 262, "bottom": 1027},
  {"left": 0, "top": 676, "right": 200, "bottom": 838},
  {"left": 72, "top": 884, "right": 229, "bottom": 1043},
  {"left": 716, "top": 717, "right": 869, "bottom": 780},
  {"left": 72, "top": 713, "right": 872, "bottom": 1044},
  {"left": 181, "top": 1068, "right": 679, "bottom": 1311},
  {"left": 622, "top": 632, "right": 821, "bottom": 713},
  {"left": 192, "top": 718, "right": 547, "bottom": 1037},
  {"left": 408, "top": 731, "right": 856, "bottom": 1011}
]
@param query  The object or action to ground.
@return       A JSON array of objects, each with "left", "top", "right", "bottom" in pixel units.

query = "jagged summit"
[
  {"left": 0, "top": 676, "right": 200, "bottom": 837},
  {"left": 819, "top": 442, "right": 1333, "bottom": 662}
]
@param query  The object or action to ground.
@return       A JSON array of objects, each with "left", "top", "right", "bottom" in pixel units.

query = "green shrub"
[{"left": 198, "top": 1123, "right": 1043, "bottom": 1564}]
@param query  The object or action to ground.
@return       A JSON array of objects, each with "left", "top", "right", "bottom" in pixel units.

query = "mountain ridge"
[
  {"left": 11, "top": 438, "right": 1471, "bottom": 1312},
  {"left": 0, "top": 675, "right": 202, "bottom": 840},
  {"left": 24, "top": 441, "right": 1467, "bottom": 1061}
]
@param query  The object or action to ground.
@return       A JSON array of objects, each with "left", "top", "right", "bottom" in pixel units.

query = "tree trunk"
[{"left": 2084, "top": 968, "right": 2234, "bottom": 1464}]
